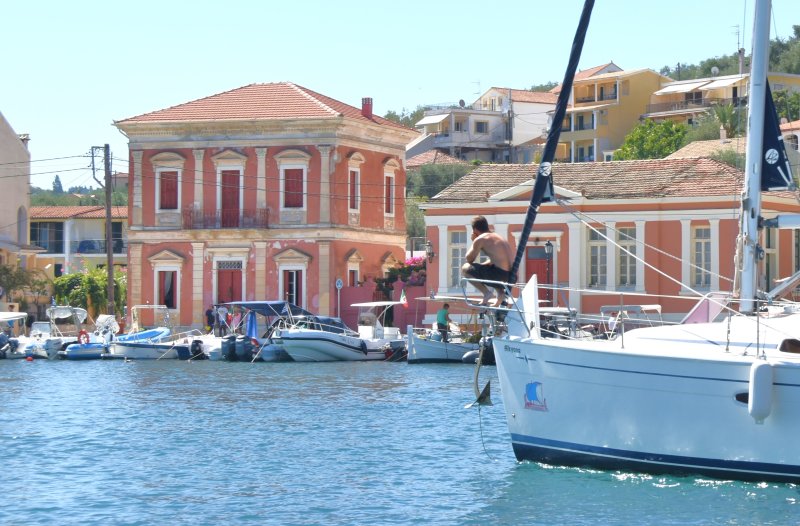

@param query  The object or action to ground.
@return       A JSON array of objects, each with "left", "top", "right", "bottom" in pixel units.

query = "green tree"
[
  {"left": 773, "top": 89, "right": 800, "bottom": 122},
  {"left": 383, "top": 106, "right": 426, "bottom": 128},
  {"left": 530, "top": 81, "right": 558, "bottom": 92},
  {"left": 405, "top": 196, "right": 427, "bottom": 238},
  {"left": 708, "top": 150, "right": 746, "bottom": 170},
  {"left": 683, "top": 114, "right": 726, "bottom": 144},
  {"left": 407, "top": 163, "right": 475, "bottom": 198},
  {"left": 53, "top": 267, "right": 127, "bottom": 318},
  {"left": 711, "top": 103, "right": 745, "bottom": 138},
  {"left": 52, "top": 175, "right": 64, "bottom": 194},
  {"left": 0, "top": 264, "right": 31, "bottom": 304},
  {"left": 614, "top": 120, "right": 687, "bottom": 160}
]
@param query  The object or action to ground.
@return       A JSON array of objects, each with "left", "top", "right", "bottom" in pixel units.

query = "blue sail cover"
[{"left": 762, "top": 83, "right": 795, "bottom": 191}]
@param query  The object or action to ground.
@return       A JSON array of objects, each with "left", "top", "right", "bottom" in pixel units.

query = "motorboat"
[
  {"left": 59, "top": 315, "right": 120, "bottom": 360},
  {"left": 485, "top": 0, "right": 800, "bottom": 482},
  {"left": 102, "top": 305, "right": 174, "bottom": 359},
  {"left": 280, "top": 301, "right": 406, "bottom": 362},
  {"left": 20, "top": 306, "right": 89, "bottom": 360},
  {"left": 0, "top": 311, "right": 29, "bottom": 359}
]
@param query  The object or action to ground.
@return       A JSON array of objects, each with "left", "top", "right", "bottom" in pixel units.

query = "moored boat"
[{"left": 485, "top": 0, "right": 800, "bottom": 483}]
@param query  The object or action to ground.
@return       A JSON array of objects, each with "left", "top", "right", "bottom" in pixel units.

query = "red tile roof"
[
  {"left": 430, "top": 158, "right": 745, "bottom": 203},
  {"left": 115, "top": 82, "right": 411, "bottom": 131},
  {"left": 781, "top": 119, "right": 800, "bottom": 132},
  {"left": 30, "top": 206, "right": 127, "bottom": 219},
  {"left": 549, "top": 62, "right": 622, "bottom": 93},
  {"left": 407, "top": 150, "right": 467, "bottom": 169}
]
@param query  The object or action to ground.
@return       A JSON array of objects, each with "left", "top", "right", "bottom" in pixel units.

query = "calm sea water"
[{"left": 1, "top": 359, "right": 798, "bottom": 525}]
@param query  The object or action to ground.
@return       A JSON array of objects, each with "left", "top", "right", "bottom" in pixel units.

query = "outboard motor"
[
  {"left": 190, "top": 339, "right": 207, "bottom": 360},
  {"left": 221, "top": 334, "right": 237, "bottom": 361},
  {"left": 235, "top": 335, "right": 253, "bottom": 361},
  {"left": 0, "top": 332, "right": 8, "bottom": 359}
]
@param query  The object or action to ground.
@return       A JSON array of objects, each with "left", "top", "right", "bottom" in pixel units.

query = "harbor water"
[{"left": 1, "top": 359, "right": 798, "bottom": 525}]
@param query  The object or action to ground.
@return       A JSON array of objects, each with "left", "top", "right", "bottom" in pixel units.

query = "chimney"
[
  {"left": 362, "top": 97, "right": 373, "bottom": 119},
  {"left": 18, "top": 134, "right": 30, "bottom": 149}
]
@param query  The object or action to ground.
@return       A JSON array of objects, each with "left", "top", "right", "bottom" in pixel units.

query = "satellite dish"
[
  {"left": 458, "top": 99, "right": 465, "bottom": 108},
  {"left": 711, "top": 66, "right": 720, "bottom": 76}
]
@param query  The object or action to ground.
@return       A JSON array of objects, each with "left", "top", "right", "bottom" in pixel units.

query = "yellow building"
[
  {"left": 557, "top": 68, "right": 671, "bottom": 162},
  {"left": 642, "top": 72, "right": 800, "bottom": 127}
]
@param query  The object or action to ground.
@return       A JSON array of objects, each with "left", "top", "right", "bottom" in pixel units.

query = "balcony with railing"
[
  {"left": 644, "top": 96, "right": 745, "bottom": 116},
  {"left": 182, "top": 208, "right": 270, "bottom": 229},
  {"left": 72, "top": 239, "right": 128, "bottom": 254}
]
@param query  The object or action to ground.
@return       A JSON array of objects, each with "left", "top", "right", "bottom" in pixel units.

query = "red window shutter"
[
  {"left": 349, "top": 170, "right": 358, "bottom": 210},
  {"left": 384, "top": 175, "right": 393, "bottom": 214},
  {"left": 160, "top": 171, "right": 178, "bottom": 209},
  {"left": 284, "top": 169, "right": 303, "bottom": 208}
]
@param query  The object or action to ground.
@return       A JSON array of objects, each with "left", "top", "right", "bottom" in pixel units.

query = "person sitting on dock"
[{"left": 461, "top": 215, "right": 513, "bottom": 306}]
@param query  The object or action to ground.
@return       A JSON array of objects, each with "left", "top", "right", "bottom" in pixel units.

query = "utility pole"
[
  {"left": 104, "top": 144, "right": 114, "bottom": 316},
  {"left": 92, "top": 144, "right": 115, "bottom": 316}
]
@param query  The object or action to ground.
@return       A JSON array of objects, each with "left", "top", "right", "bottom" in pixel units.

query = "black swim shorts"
[{"left": 464, "top": 263, "right": 510, "bottom": 291}]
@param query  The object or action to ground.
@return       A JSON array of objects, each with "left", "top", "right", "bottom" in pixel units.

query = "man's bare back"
[{"left": 466, "top": 232, "right": 513, "bottom": 271}]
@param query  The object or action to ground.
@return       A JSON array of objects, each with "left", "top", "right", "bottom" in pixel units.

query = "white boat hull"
[
  {"left": 280, "top": 328, "right": 396, "bottom": 362},
  {"left": 493, "top": 312, "right": 800, "bottom": 482},
  {"left": 407, "top": 332, "right": 478, "bottom": 364},
  {"left": 108, "top": 341, "right": 191, "bottom": 360}
]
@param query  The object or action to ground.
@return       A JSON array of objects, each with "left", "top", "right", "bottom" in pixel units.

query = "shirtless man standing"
[{"left": 461, "top": 215, "right": 513, "bottom": 306}]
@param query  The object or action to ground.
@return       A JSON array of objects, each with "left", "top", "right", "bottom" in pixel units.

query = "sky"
[{"left": 2, "top": 0, "right": 797, "bottom": 190}]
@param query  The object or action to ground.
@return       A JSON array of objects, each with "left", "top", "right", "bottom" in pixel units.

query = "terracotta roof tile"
[
  {"left": 781, "top": 119, "right": 800, "bottom": 132},
  {"left": 407, "top": 150, "right": 467, "bottom": 169},
  {"left": 430, "top": 158, "right": 745, "bottom": 203},
  {"left": 115, "top": 82, "right": 411, "bottom": 131},
  {"left": 549, "top": 62, "right": 621, "bottom": 93},
  {"left": 30, "top": 206, "right": 127, "bottom": 219},
  {"left": 665, "top": 139, "right": 747, "bottom": 159}
]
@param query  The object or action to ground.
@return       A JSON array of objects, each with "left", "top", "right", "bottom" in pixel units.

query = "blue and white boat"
[{"left": 101, "top": 305, "right": 174, "bottom": 360}]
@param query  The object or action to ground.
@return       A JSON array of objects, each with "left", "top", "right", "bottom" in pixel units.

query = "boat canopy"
[
  {"left": 47, "top": 306, "right": 88, "bottom": 323},
  {"left": 0, "top": 311, "right": 28, "bottom": 323},
  {"left": 218, "top": 300, "right": 312, "bottom": 318}
]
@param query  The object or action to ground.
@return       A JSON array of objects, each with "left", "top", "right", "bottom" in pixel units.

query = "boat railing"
[{"left": 168, "top": 328, "right": 206, "bottom": 343}]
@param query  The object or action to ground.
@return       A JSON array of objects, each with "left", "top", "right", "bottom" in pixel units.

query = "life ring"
[{"left": 78, "top": 330, "right": 90, "bottom": 344}]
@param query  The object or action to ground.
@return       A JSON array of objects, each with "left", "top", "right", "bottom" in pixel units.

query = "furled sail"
[
  {"left": 508, "top": 0, "right": 595, "bottom": 284},
  {"left": 761, "top": 83, "right": 795, "bottom": 191}
]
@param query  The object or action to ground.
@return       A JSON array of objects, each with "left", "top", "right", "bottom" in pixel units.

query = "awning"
[
  {"left": 564, "top": 103, "right": 613, "bottom": 114},
  {"left": 699, "top": 76, "right": 744, "bottom": 90},
  {"left": 653, "top": 80, "right": 710, "bottom": 95},
  {"left": 415, "top": 114, "right": 450, "bottom": 126}
]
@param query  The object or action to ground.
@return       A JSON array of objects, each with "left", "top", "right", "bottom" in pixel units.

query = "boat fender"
[
  {"left": 78, "top": 330, "right": 90, "bottom": 345},
  {"left": 748, "top": 361, "right": 773, "bottom": 424},
  {"left": 361, "top": 340, "right": 368, "bottom": 354}
]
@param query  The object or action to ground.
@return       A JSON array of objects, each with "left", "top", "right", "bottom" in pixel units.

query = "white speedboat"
[
  {"left": 20, "top": 306, "right": 88, "bottom": 360},
  {"left": 102, "top": 305, "right": 174, "bottom": 360},
  {"left": 59, "top": 315, "right": 120, "bottom": 360},
  {"left": 0, "top": 311, "right": 29, "bottom": 359},
  {"left": 486, "top": 0, "right": 800, "bottom": 483},
  {"left": 281, "top": 301, "right": 406, "bottom": 362},
  {"left": 406, "top": 325, "right": 478, "bottom": 364}
]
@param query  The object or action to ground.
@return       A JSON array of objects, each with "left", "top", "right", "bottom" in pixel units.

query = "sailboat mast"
[
  {"left": 739, "top": 0, "right": 772, "bottom": 314},
  {"left": 508, "top": 0, "right": 595, "bottom": 284}
]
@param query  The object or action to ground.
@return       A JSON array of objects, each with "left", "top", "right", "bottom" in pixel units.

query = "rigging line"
[{"left": 557, "top": 197, "right": 736, "bottom": 287}]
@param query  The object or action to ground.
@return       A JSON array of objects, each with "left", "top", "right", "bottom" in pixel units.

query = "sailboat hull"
[{"left": 494, "top": 320, "right": 800, "bottom": 482}]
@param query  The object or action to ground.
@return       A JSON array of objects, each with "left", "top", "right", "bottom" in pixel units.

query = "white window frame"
[
  {"left": 587, "top": 227, "right": 607, "bottom": 288},
  {"left": 691, "top": 226, "right": 711, "bottom": 289},
  {"left": 449, "top": 230, "right": 468, "bottom": 289},
  {"left": 155, "top": 168, "right": 181, "bottom": 211},
  {"left": 279, "top": 164, "right": 307, "bottom": 211},
  {"left": 348, "top": 168, "right": 361, "bottom": 212},
  {"left": 211, "top": 256, "right": 247, "bottom": 305},
  {"left": 278, "top": 264, "right": 307, "bottom": 308},
  {"left": 474, "top": 121, "right": 489, "bottom": 134},
  {"left": 153, "top": 264, "right": 180, "bottom": 312},
  {"left": 383, "top": 172, "right": 395, "bottom": 217},
  {"left": 215, "top": 164, "right": 245, "bottom": 219},
  {"left": 617, "top": 227, "right": 636, "bottom": 288}
]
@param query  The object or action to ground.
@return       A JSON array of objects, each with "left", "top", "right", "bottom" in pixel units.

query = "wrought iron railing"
[{"left": 182, "top": 208, "right": 269, "bottom": 229}]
